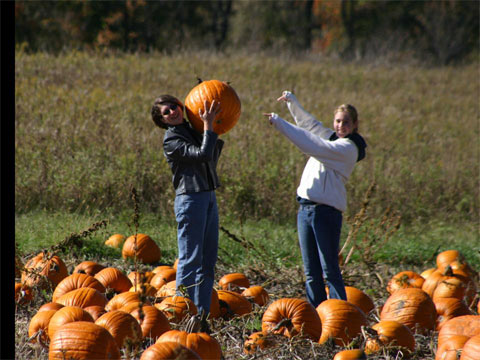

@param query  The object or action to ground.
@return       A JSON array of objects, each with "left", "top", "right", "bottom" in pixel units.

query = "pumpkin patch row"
[{"left": 17, "top": 239, "right": 479, "bottom": 359}]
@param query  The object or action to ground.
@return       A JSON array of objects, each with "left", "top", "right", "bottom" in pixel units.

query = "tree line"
[{"left": 14, "top": 0, "right": 479, "bottom": 65}]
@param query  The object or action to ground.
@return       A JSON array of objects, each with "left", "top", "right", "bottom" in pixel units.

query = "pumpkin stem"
[
  {"left": 196, "top": 77, "right": 203, "bottom": 84},
  {"left": 443, "top": 265, "right": 454, "bottom": 276},
  {"left": 272, "top": 318, "right": 293, "bottom": 332}
]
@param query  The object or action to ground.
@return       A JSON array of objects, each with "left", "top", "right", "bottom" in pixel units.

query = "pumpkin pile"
[{"left": 17, "top": 245, "right": 479, "bottom": 359}]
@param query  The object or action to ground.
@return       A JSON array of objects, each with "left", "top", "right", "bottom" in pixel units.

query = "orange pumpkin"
[
  {"left": 436, "top": 250, "right": 464, "bottom": 271},
  {"left": 460, "top": 334, "right": 480, "bottom": 360},
  {"left": 420, "top": 267, "right": 437, "bottom": 280},
  {"left": 38, "top": 302, "right": 64, "bottom": 313},
  {"left": 52, "top": 273, "right": 106, "bottom": 302},
  {"left": 55, "top": 287, "right": 108, "bottom": 309},
  {"left": 128, "top": 305, "right": 171, "bottom": 340},
  {"left": 217, "top": 290, "right": 252, "bottom": 319},
  {"left": 105, "top": 234, "right": 125, "bottom": 248},
  {"left": 150, "top": 268, "right": 177, "bottom": 289},
  {"left": 48, "top": 321, "right": 121, "bottom": 360},
  {"left": 242, "top": 285, "right": 270, "bottom": 306},
  {"left": 94, "top": 267, "right": 132, "bottom": 294},
  {"left": 316, "top": 299, "right": 368, "bottom": 346},
  {"left": 364, "top": 320, "right": 415, "bottom": 355},
  {"left": 48, "top": 306, "right": 94, "bottom": 340},
  {"left": 140, "top": 341, "right": 201, "bottom": 360},
  {"left": 122, "top": 233, "right": 161, "bottom": 264},
  {"left": 422, "top": 266, "right": 475, "bottom": 306},
  {"left": 129, "top": 283, "right": 157, "bottom": 296},
  {"left": 72, "top": 260, "right": 105, "bottom": 276},
  {"left": 243, "top": 331, "right": 278, "bottom": 354},
  {"left": 128, "top": 270, "right": 155, "bottom": 286},
  {"left": 434, "top": 297, "right": 472, "bottom": 331},
  {"left": 184, "top": 79, "right": 241, "bottom": 135},
  {"left": 333, "top": 349, "right": 367, "bottom": 360},
  {"left": 21, "top": 252, "right": 68, "bottom": 289},
  {"left": 379, "top": 288, "right": 437, "bottom": 334},
  {"left": 437, "top": 315, "right": 480, "bottom": 347},
  {"left": 387, "top": 270, "right": 425, "bottom": 294},
  {"left": 435, "top": 335, "right": 470, "bottom": 360},
  {"left": 28, "top": 310, "right": 57, "bottom": 344},
  {"left": 344, "top": 286, "right": 375, "bottom": 315},
  {"left": 83, "top": 305, "right": 106, "bottom": 321},
  {"left": 155, "top": 296, "right": 198, "bottom": 323},
  {"left": 156, "top": 280, "right": 177, "bottom": 297},
  {"left": 261, "top": 298, "right": 322, "bottom": 341},
  {"left": 156, "top": 329, "right": 222, "bottom": 360},
  {"left": 218, "top": 272, "right": 250, "bottom": 292},
  {"left": 95, "top": 310, "right": 143, "bottom": 349},
  {"left": 105, "top": 291, "right": 151, "bottom": 312}
]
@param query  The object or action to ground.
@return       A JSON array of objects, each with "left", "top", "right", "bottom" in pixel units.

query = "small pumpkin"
[
  {"left": 95, "top": 310, "right": 143, "bottom": 349},
  {"left": 150, "top": 268, "right": 177, "bottom": 289},
  {"left": 47, "top": 306, "right": 94, "bottom": 340},
  {"left": 217, "top": 290, "right": 252, "bottom": 319},
  {"left": 94, "top": 267, "right": 132, "bottom": 294},
  {"left": 52, "top": 273, "right": 106, "bottom": 302},
  {"left": 140, "top": 341, "right": 201, "bottom": 360},
  {"left": 242, "top": 285, "right": 269, "bottom": 306},
  {"left": 122, "top": 233, "right": 161, "bottom": 264},
  {"left": 316, "top": 299, "right": 368, "bottom": 346},
  {"left": 55, "top": 287, "right": 108, "bottom": 309},
  {"left": 364, "top": 320, "right": 415, "bottom": 355},
  {"left": 21, "top": 252, "right": 68, "bottom": 289},
  {"left": 72, "top": 260, "right": 105, "bottom": 276},
  {"left": 261, "top": 298, "right": 322, "bottom": 341},
  {"left": 243, "top": 332, "right": 278, "bottom": 354},
  {"left": 105, "top": 291, "right": 151, "bottom": 312},
  {"left": 387, "top": 270, "right": 425, "bottom": 294},
  {"left": 105, "top": 234, "right": 125, "bottom": 248},
  {"left": 155, "top": 296, "right": 198, "bottom": 323},
  {"left": 218, "top": 272, "right": 250, "bottom": 292},
  {"left": 333, "top": 349, "right": 367, "bottom": 360},
  {"left": 28, "top": 310, "right": 57, "bottom": 344},
  {"left": 48, "top": 321, "right": 120, "bottom": 360},
  {"left": 420, "top": 267, "right": 437, "bottom": 280},
  {"left": 184, "top": 79, "right": 241, "bottom": 135},
  {"left": 379, "top": 288, "right": 437, "bottom": 334},
  {"left": 156, "top": 329, "right": 222, "bottom": 360},
  {"left": 128, "top": 304, "right": 171, "bottom": 340}
]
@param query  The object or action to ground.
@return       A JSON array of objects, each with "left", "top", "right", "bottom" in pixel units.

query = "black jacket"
[{"left": 163, "top": 121, "right": 224, "bottom": 195}]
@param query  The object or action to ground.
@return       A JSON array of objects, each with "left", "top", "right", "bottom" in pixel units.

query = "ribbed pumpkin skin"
[
  {"left": 380, "top": 288, "right": 437, "bottom": 334},
  {"left": 185, "top": 80, "right": 241, "bottom": 135},
  {"left": 242, "top": 285, "right": 270, "bottom": 306},
  {"left": 316, "top": 299, "right": 368, "bottom": 346},
  {"left": 434, "top": 297, "right": 472, "bottom": 331},
  {"left": 83, "top": 305, "right": 106, "bottom": 321},
  {"left": 217, "top": 290, "right": 253, "bottom": 318},
  {"left": 105, "top": 291, "right": 150, "bottom": 312},
  {"left": 155, "top": 296, "right": 198, "bottom": 323},
  {"left": 333, "top": 349, "right": 367, "bottom": 360},
  {"left": 140, "top": 341, "right": 201, "bottom": 360},
  {"left": 435, "top": 335, "right": 470, "bottom": 360},
  {"left": 460, "top": 334, "right": 480, "bottom": 360},
  {"left": 48, "top": 321, "right": 120, "bottom": 360},
  {"left": 438, "top": 315, "right": 480, "bottom": 347},
  {"left": 73, "top": 260, "right": 105, "bottom": 276},
  {"left": 364, "top": 320, "right": 415, "bottom": 355},
  {"left": 48, "top": 306, "right": 94, "bottom": 340},
  {"left": 21, "top": 252, "right": 68, "bottom": 289},
  {"left": 38, "top": 302, "right": 64, "bottom": 313},
  {"left": 122, "top": 234, "right": 161, "bottom": 264},
  {"left": 95, "top": 310, "right": 143, "bottom": 349},
  {"left": 52, "top": 273, "right": 106, "bottom": 302},
  {"left": 150, "top": 268, "right": 176, "bottom": 289},
  {"left": 128, "top": 305, "right": 171, "bottom": 340},
  {"left": 55, "top": 287, "right": 108, "bottom": 309},
  {"left": 28, "top": 310, "right": 57, "bottom": 344},
  {"left": 94, "top": 267, "right": 132, "bottom": 293},
  {"left": 218, "top": 273, "right": 250, "bottom": 292},
  {"left": 262, "top": 298, "right": 322, "bottom": 341},
  {"left": 387, "top": 271, "right": 425, "bottom": 294},
  {"left": 156, "top": 280, "right": 177, "bottom": 297},
  {"left": 157, "top": 330, "right": 222, "bottom": 360}
]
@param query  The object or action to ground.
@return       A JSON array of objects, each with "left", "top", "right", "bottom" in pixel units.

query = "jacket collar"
[{"left": 329, "top": 132, "right": 367, "bottom": 162}]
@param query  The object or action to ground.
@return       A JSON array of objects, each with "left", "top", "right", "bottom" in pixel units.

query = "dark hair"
[{"left": 151, "top": 95, "right": 184, "bottom": 129}]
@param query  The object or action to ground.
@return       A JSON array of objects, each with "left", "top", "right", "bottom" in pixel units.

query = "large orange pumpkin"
[
  {"left": 316, "top": 299, "right": 368, "bottom": 346},
  {"left": 47, "top": 306, "right": 94, "bottom": 340},
  {"left": 55, "top": 287, "right": 108, "bottom": 309},
  {"left": 150, "top": 268, "right": 176, "bottom": 289},
  {"left": 364, "top": 320, "right": 415, "bottom": 355},
  {"left": 379, "top": 288, "right": 437, "bottom": 334},
  {"left": 73, "top": 260, "right": 105, "bottom": 276},
  {"left": 122, "top": 233, "right": 161, "bottom": 264},
  {"left": 217, "top": 290, "right": 252, "bottom": 319},
  {"left": 48, "top": 321, "right": 120, "bottom": 359},
  {"left": 387, "top": 270, "right": 425, "bottom": 294},
  {"left": 95, "top": 310, "right": 143, "bottom": 349},
  {"left": 434, "top": 297, "right": 472, "bottom": 331},
  {"left": 156, "top": 329, "right": 222, "bottom": 360},
  {"left": 105, "top": 291, "right": 151, "bottom": 312},
  {"left": 437, "top": 315, "right": 480, "bottom": 347},
  {"left": 261, "top": 298, "right": 322, "bottom": 341},
  {"left": 52, "top": 273, "right": 106, "bottom": 302},
  {"left": 155, "top": 296, "right": 198, "bottom": 323},
  {"left": 128, "top": 305, "right": 171, "bottom": 340},
  {"left": 184, "top": 79, "right": 241, "bottom": 135},
  {"left": 94, "top": 267, "right": 132, "bottom": 294},
  {"left": 21, "top": 252, "right": 68, "bottom": 289}
]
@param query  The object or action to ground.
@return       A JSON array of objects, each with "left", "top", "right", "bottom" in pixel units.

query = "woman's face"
[
  {"left": 333, "top": 111, "right": 356, "bottom": 138},
  {"left": 160, "top": 103, "right": 183, "bottom": 126}
]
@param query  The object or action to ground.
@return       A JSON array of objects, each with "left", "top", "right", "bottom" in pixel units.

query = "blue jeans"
[
  {"left": 297, "top": 202, "right": 346, "bottom": 308},
  {"left": 174, "top": 191, "right": 219, "bottom": 316}
]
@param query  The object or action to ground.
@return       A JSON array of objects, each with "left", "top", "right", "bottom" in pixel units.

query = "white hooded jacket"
[{"left": 269, "top": 92, "right": 366, "bottom": 212}]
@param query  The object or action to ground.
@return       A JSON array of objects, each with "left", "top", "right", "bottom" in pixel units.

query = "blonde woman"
[{"left": 264, "top": 91, "right": 367, "bottom": 308}]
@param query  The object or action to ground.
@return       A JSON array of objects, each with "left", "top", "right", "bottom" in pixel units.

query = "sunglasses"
[{"left": 162, "top": 103, "right": 178, "bottom": 116}]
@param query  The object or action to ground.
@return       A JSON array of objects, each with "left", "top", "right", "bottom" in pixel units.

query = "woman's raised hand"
[{"left": 199, "top": 99, "right": 221, "bottom": 131}]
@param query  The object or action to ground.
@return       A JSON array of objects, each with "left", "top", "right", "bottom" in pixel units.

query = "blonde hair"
[{"left": 334, "top": 104, "right": 358, "bottom": 133}]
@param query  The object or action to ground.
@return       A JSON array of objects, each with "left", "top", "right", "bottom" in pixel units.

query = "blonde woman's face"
[{"left": 333, "top": 111, "right": 355, "bottom": 138}]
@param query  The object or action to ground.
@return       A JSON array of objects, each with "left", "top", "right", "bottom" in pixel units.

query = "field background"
[{"left": 14, "top": 50, "right": 480, "bottom": 359}]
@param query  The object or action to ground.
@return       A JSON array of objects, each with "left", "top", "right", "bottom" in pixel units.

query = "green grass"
[{"left": 15, "top": 209, "right": 480, "bottom": 271}]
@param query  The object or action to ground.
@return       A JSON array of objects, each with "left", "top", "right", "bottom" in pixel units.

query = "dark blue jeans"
[
  {"left": 174, "top": 191, "right": 219, "bottom": 316},
  {"left": 297, "top": 202, "right": 346, "bottom": 308}
]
